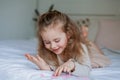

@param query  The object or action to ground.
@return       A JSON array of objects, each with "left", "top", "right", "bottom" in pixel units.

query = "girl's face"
[{"left": 41, "top": 23, "right": 69, "bottom": 55}]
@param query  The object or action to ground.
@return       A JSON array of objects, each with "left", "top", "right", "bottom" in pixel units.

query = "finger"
[
  {"left": 57, "top": 67, "right": 64, "bottom": 76},
  {"left": 63, "top": 66, "right": 67, "bottom": 73},
  {"left": 66, "top": 67, "right": 71, "bottom": 74},
  {"left": 54, "top": 67, "right": 63, "bottom": 76},
  {"left": 36, "top": 55, "right": 42, "bottom": 60},
  {"left": 54, "top": 68, "right": 59, "bottom": 76},
  {"left": 25, "top": 54, "right": 33, "bottom": 60},
  {"left": 24, "top": 53, "right": 29, "bottom": 58},
  {"left": 26, "top": 54, "right": 38, "bottom": 63}
]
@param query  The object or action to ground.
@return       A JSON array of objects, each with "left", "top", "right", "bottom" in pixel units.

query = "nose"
[{"left": 51, "top": 42, "right": 57, "bottom": 49}]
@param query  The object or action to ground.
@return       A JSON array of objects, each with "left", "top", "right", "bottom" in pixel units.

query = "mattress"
[
  {"left": 91, "top": 48, "right": 120, "bottom": 80},
  {"left": 0, "top": 40, "right": 120, "bottom": 80}
]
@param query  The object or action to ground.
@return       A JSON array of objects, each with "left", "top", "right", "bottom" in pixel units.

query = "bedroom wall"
[
  {"left": 0, "top": 0, "right": 120, "bottom": 40},
  {"left": 38, "top": 0, "right": 120, "bottom": 41},
  {"left": 0, "top": 0, "right": 36, "bottom": 40}
]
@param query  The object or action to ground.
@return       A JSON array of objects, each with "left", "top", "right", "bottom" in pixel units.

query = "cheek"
[
  {"left": 45, "top": 44, "right": 50, "bottom": 50},
  {"left": 60, "top": 39, "right": 68, "bottom": 48}
]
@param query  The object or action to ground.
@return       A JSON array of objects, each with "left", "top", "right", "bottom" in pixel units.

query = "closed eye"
[
  {"left": 54, "top": 39, "right": 60, "bottom": 43},
  {"left": 44, "top": 41, "right": 50, "bottom": 44}
]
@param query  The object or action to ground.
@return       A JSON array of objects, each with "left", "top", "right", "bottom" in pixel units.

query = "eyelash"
[
  {"left": 44, "top": 42, "right": 50, "bottom": 44},
  {"left": 55, "top": 40, "right": 60, "bottom": 43},
  {"left": 44, "top": 39, "right": 60, "bottom": 44}
]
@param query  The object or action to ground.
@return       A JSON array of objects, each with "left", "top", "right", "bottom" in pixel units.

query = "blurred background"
[{"left": 0, "top": 0, "right": 120, "bottom": 41}]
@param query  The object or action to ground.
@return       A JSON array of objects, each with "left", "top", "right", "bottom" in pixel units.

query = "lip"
[
  {"left": 53, "top": 48, "right": 59, "bottom": 52},
  {"left": 52, "top": 48, "right": 61, "bottom": 54}
]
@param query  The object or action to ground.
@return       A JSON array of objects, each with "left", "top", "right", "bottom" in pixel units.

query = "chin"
[
  {"left": 54, "top": 50, "right": 63, "bottom": 55},
  {"left": 54, "top": 52, "right": 61, "bottom": 55}
]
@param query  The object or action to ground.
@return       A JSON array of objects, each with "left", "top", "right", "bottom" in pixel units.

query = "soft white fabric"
[
  {"left": 0, "top": 40, "right": 90, "bottom": 80},
  {"left": 95, "top": 20, "right": 120, "bottom": 50},
  {"left": 91, "top": 48, "right": 120, "bottom": 80},
  {"left": 0, "top": 40, "right": 120, "bottom": 80}
]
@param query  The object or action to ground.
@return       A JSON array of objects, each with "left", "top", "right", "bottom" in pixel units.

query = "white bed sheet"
[
  {"left": 0, "top": 40, "right": 90, "bottom": 80},
  {"left": 91, "top": 48, "right": 120, "bottom": 80},
  {"left": 0, "top": 40, "right": 120, "bottom": 80}
]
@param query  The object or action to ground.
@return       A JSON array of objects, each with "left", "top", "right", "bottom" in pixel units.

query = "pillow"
[{"left": 95, "top": 20, "right": 120, "bottom": 50}]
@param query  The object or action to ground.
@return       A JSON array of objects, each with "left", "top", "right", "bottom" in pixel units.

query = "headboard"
[{"left": 95, "top": 20, "right": 120, "bottom": 50}]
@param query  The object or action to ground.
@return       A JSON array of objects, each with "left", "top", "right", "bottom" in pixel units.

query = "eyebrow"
[
  {"left": 43, "top": 40, "right": 49, "bottom": 42},
  {"left": 54, "top": 38, "right": 60, "bottom": 40},
  {"left": 43, "top": 38, "right": 60, "bottom": 42}
]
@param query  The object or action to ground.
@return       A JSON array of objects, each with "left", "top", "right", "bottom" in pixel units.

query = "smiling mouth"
[
  {"left": 52, "top": 48, "right": 60, "bottom": 52},
  {"left": 53, "top": 48, "right": 59, "bottom": 52}
]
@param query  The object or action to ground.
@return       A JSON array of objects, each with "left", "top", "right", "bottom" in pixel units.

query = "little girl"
[
  {"left": 77, "top": 19, "right": 111, "bottom": 68},
  {"left": 25, "top": 10, "right": 91, "bottom": 77}
]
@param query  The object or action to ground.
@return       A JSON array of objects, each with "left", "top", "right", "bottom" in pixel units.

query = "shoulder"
[
  {"left": 81, "top": 43, "right": 87, "bottom": 48},
  {"left": 80, "top": 43, "right": 91, "bottom": 67},
  {"left": 81, "top": 43, "right": 88, "bottom": 54}
]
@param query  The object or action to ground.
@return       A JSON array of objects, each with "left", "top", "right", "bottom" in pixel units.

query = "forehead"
[
  {"left": 42, "top": 22, "right": 64, "bottom": 33},
  {"left": 40, "top": 22, "right": 65, "bottom": 39}
]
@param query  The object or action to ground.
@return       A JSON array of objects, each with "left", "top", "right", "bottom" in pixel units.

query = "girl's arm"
[
  {"left": 90, "top": 42, "right": 104, "bottom": 55},
  {"left": 71, "top": 44, "right": 91, "bottom": 77},
  {"left": 71, "top": 62, "right": 91, "bottom": 77},
  {"left": 53, "top": 57, "right": 91, "bottom": 77},
  {"left": 25, "top": 53, "right": 50, "bottom": 70},
  {"left": 53, "top": 59, "right": 75, "bottom": 76},
  {"left": 53, "top": 44, "right": 91, "bottom": 77}
]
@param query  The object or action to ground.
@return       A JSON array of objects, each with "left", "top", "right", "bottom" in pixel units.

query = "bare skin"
[
  {"left": 25, "top": 53, "right": 50, "bottom": 70},
  {"left": 53, "top": 59, "right": 75, "bottom": 76},
  {"left": 25, "top": 23, "right": 75, "bottom": 76},
  {"left": 25, "top": 54, "right": 75, "bottom": 76}
]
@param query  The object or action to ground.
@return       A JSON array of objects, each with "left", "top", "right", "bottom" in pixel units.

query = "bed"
[
  {"left": 0, "top": 39, "right": 90, "bottom": 80},
  {"left": 92, "top": 19, "right": 120, "bottom": 80},
  {"left": 0, "top": 20, "right": 120, "bottom": 80}
]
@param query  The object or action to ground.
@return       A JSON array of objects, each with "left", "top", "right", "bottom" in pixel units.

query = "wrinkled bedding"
[
  {"left": 91, "top": 48, "right": 120, "bottom": 80},
  {"left": 0, "top": 40, "right": 120, "bottom": 80},
  {"left": 0, "top": 40, "right": 89, "bottom": 80}
]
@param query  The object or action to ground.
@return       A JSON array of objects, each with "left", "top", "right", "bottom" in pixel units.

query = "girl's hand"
[
  {"left": 53, "top": 59, "right": 75, "bottom": 76},
  {"left": 25, "top": 53, "right": 50, "bottom": 70}
]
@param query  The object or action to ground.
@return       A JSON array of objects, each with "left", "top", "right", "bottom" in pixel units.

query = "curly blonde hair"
[{"left": 37, "top": 10, "right": 87, "bottom": 67}]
